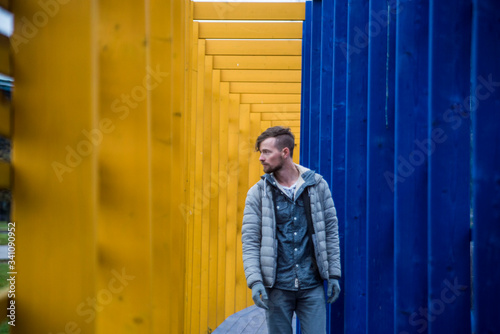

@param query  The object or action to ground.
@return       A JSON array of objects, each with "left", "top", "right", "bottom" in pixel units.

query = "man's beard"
[{"left": 263, "top": 159, "right": 284, "bottom": 174}]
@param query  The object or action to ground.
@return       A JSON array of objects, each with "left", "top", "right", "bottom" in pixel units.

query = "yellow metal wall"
[
  {"left": 12, "top": 0, "right": 191, "bottom": 333},
  {"left": 184, "top": 2, "right": 303, "bottom": 333},
  {"left": 10, "top": 1, "right": 302, "bottom": 333}
]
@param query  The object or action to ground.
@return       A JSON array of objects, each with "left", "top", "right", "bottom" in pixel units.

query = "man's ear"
[{"left": 282, "top": 147, "right": 290, "bottom": 158}]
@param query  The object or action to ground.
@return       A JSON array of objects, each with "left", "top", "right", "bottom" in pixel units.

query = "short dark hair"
[{"left": 255, "top": 126, "right": 295, "bottom": 158}]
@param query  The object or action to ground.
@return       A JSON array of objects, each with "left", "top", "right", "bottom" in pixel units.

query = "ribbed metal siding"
[{"left": 299, "top": 0, "right": 500, "bottom": 333}]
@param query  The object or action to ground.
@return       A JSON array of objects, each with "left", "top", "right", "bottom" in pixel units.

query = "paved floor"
[{"left": 213, "top": 305, "right": 296, "bottom": 334}]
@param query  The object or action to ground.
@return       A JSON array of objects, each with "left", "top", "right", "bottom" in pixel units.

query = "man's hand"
[
  {"left": 327, "top": 279, "right": 341, "bottom": 303},
  {"left": 251, "top": 282, "right": 269, "bottom": 310}
]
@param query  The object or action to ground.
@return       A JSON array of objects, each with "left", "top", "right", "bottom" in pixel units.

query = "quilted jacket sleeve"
[
  {"left": 242, "top": 183, "right": 264, "bottom": 288},
  {"left": 319, "top": 179, "right": 341, "bottom": 278}
]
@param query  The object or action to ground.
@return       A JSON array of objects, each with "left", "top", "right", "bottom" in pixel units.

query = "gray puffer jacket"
[{"left": 242, "top": 164, "right": 341, "bottom": 289}]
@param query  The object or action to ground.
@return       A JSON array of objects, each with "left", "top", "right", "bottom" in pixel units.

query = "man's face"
[{"left": 259, "top": 137, "right": 285, "bottom": 174}]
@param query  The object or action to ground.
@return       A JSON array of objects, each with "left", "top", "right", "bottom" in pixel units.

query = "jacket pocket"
[{"left": 275, "top": 200, "right": 290, "bottom": 221}]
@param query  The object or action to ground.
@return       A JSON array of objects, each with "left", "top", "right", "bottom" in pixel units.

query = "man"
[{"left": 242, "top": 126, "right": 341, "bottom": 334}]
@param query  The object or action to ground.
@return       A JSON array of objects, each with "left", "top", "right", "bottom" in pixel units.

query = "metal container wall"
[
  {"left": 8, "top": 1, "right": 305, "bottom": 333},
  {"left": 299, "top": 0, "right": 500, "bottom": 333}
]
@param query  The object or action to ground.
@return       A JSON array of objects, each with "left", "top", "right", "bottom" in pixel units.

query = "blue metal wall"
[{"left": 299, "top": 0, "right": 500, "bottom": 333}]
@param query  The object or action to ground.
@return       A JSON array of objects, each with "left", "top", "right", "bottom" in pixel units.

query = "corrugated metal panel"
[
  {"left": 299, "top": 0, "right": 499, "bottom": 333},
  {"left": 471, "top": 0, "right": 500, "bottom": 332},
  {"left": 185, "top": 3, "right": 304, "bottom": 332},
  {"left": 193, "top": 2, "right": 305, "bottom": 21},
  {"left": 12, "top": 0, "right": 100, "bottom": 332},
  {"left": 11, "top": 0, "right": 191, "bottom": 333}
]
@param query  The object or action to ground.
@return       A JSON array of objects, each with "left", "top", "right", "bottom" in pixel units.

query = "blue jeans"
[{"left": 265, "top": 284, "right": 326, "bottom": 334}]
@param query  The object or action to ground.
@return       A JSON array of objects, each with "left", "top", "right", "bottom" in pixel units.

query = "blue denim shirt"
[{"left": 267, "top": 174, "right": 322, "bottom": 291}]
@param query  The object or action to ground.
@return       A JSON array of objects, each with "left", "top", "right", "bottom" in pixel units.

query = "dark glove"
[
  {"left": 251, "top": 282, "right": 269, "bottom": 310},
  {"left": 327, "top": 279, "right": 341, "bottom": 303}
]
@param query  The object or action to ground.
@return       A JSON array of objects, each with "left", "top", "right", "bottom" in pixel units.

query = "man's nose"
[{"left": 259, "top": 154, "right": 264, "bottom": 161}]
